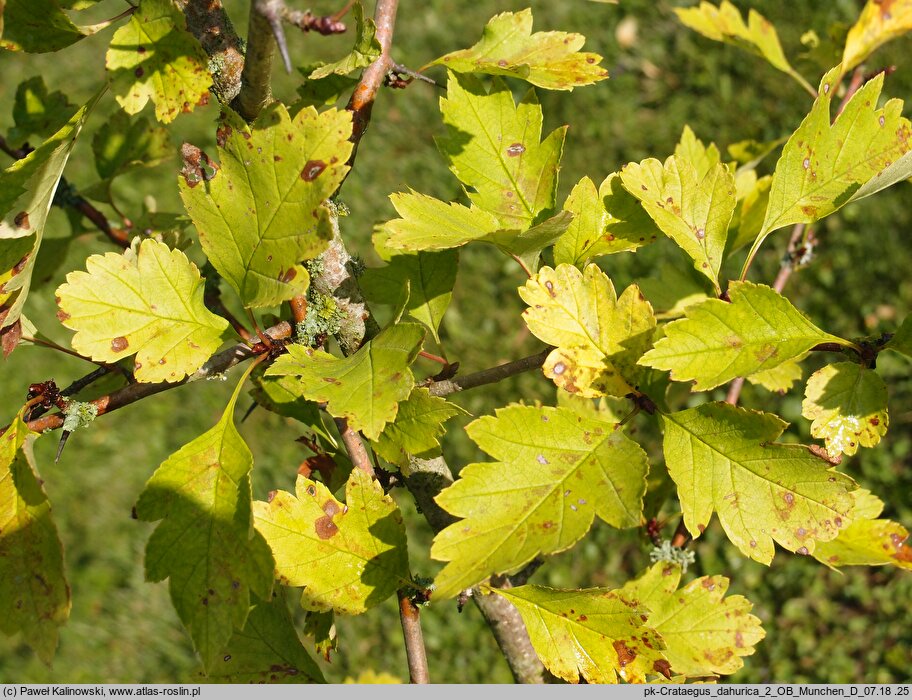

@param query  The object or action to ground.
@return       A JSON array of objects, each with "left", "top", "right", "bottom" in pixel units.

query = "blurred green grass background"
[{"left": 1, "top": 0, "right": 911, "bottom": 684}]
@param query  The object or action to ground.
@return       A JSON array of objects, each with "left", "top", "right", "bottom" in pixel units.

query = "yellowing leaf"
[
  {"left": 0, "top": 91, "right": 99, "bottom": 334},
  {"left": 747, "top": 357, "right": 804, "bottom": 393},
  {"left": 743, "top": 67, "right": 912, "bottom": 277},
  {"left": 431, "top": 405, "right": 648, "bottom": 598},
  {"left": 438, "top": 72, "right": 565, "bottom": 230},
  {"left": 492, "top": 585, "right": 663, "bottom": 683},
  {"left": 106, "top": 0, "right": 211, "bottom": 123},
  {"left": 520, "top": 263, "right": 655, "bottom": 398},
  {"left": 802, "top": 362, "right": 889, "bottom": 458},
  {"left": 812, "top": 491, "right": 912, "bottom": 571},
  {"left": 619, "top": 563, "right": 765, "bottom": 678},
  {"left": 843, "top": 0, "right": 912, "bottom": 72},
  {"left": 0, "top": 416, "right": 70, "bottom": 663},
  {"left": 378, "top": 190, "right": 500, "bottom": 251},
  {"left": 55, "top": 238, "right": 228, "bottom": 383},
  {"left": 265, "top": 324, "right": 424, "bottom": 440},
  {"left": 640, "top": 281, "right": 849, "bottom": 391},
  {"left": 620, "top": 153, "right": 735, "bottom": 291},
  {"left": 135, "top": 370, "right": 274, "bottom": 667},
  {"left": 662, "top": 402, "right": 857, "bottom": 564},
  {"left": 372, "top": 388, "right": 466, "bottom": 467},
  {"left": 253, "top": 469, "right": 409, "bottom": 614},
  {"left": 429, "top": 9, "right": 608, "bottom": 90},
  {"left": 180, "top": 105, "right": 352, "bottom": 307}
]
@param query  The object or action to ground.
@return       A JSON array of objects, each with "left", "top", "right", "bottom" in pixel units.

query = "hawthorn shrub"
[{"left": 1, "top": 0, "right": 911, "bottom": 684}]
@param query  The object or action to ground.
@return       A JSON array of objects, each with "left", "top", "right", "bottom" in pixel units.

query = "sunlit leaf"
[
  {"left": 0, "top": 415, "right": 70, "bottom": 663},
  {"left": 843, "top": 0, "right": 912, "bottom": 72},
  {"left": 106, "top": 0, "right": 211, "bottom": 123},
  {"left": 200, "top": 594, "right": 325, "bottom": 683},
  {"left": 372, "top": 388, "right": 466, "bottom": 467},
  {"left": 802, "top": 362, "right": 889, "bottom": 458},
  {"left": 743, "top": 66, "right": 912, "bottom": 276},
  {"left": 308, "top": 2, "right": 380, "bottom": 79},
  {"left": 520, "top": 263, "right": 655, "bottom": 397},
  {"left": 429, "top": 9, "right": 608, "bottom": 90},
  {"left": 180, "top": 105, "right": 352, "bottom": 307},
  {"left": 265, "top": 324, "right": 424, "bottom": 440},
  {"left": 662, "top": 402, "right": 856, "bottom": 564},
  {"left": 747, "top": 357, "right": 804, "bottom": 393},
  {"left": 253, "top": 469, "right": 409, "bottom": 614},
  {"left": 492, "top": 585, "right": 663, "bottom": 683},
  {"left": 431, "top": 405, "right": 648, "bottom": 598},
  {"left": 56, "top": 238, "right": 228, "bottom": 383},
  {"left": 640, "top": 281, "right": 849, "bottom": 391},
  {"left": 619, "top": 563, "right": 765, "bottom": 677}
]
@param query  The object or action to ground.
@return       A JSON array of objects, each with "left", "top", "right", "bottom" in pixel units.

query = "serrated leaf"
[
  {"left": 674, "top": 1, "right": 803, "bottom": 84},
  {"left": 1, "top": 91, "right": 99, "bottom": 334},
  {"left": 180, "top": 105, "right": 352, "bottom": 307},
  {"left": 9, "top": 76, "right": 75, "bottom": 143},
  {"left": 265, "top": 324, "right": 424, "bottom": 440},
  {"left": 520, "top": 263, "right": 655, "bottom": 398},
  {"left": 438, "top": 72, "right": 565, "bottom": 230},
  {"left": 200, "top": 594, "right": 325, "bottom": 683},
  {"left": 294, "top": 68, "right": 358, "bottom": 109},
  {"left": 747, "top": 357, "right": 804, "bottom": 393},
  {"left": 0, "top": 0, "right": 115, "bottom": 52},
  {"left": 743, "top": 67, "right": 912, "bottom": 276},
  {"left": 372, "top": 388, "right": 466, "bottom": 467},
  {"left": 843, "top": 0, "right": 912, "bottom": 72},
  {"left": 250, "top": 373, "right": 323, "bottom": 427},
  {"left": 887, "top": 315, "right": 912, "bottom": 357},
  {"left": 619, "top": 563, "right": 765, "bottom": 677},
  {"left": 135, "top": 370, "right": 274, "bottom": 667},
  {"left": 253, "top": 469, "right": 409, "bottom": 614},
  {"left": 360, "top": 250, "right": 457, "bottom": 343},
  {"left": 0, "top": 415, "right": 70, "bottom": 663},
  {"left": 106, "top": 0, "right": 211, "bottom": 123},
  {"left": 846, "top": 149, "right": 912, "bottom": 203},
  {"left": 308, "top": 2, "right": 380, "bottom": 79},
  {"left": 812, "top": 491, "right": 912, "bottom": 571},
  {"left": 492, "top": 585, "right": 663, "bottom": 683},
  {"left": 802, "top": 362, "right": 889, "bottom": 458},
  {"left": 674, "top": 125, "right": 722, "bottom": 178},
  {"left": 303, "top": 611, "right": 337, "bottom": 662},
  {"left": 620, "top": 153, "right": 735, "bottom": 291},
  {"left": 429, "top": 9, "right": 608, "bottom": 90},
  {"left": 640, "top": 281, "right": 849, "bottom": 391},
  {"left": 91, "top": 110, "right": 172, "bottom": 184},
  {"left": 662, "top": 402, "right": 857, "bottom": 564},
  {"left": 725, "top": 172, "right": 772, "bottom": 256},
  {"left": 431, "top": 405, "right": 648, "bottom": 598},
  {"left": 378, "top": 190, "right": 500, "bottom": 251},
  {"left": 55, "top": 238, "right": 228, "bottom": 383},
  {"left": 638, "top": 263, "right": 710, "bottom": 321}
]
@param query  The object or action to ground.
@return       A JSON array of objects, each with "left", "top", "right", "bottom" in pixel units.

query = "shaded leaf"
[
  {"left": 1, "top": 91, "right": 99, "bottom": 333},
  {"left": 180, "top": 104, "right": 352, "bottom": 307},
  {"left": 8, "top": 76, "right": 75, "bottom": 143},
  {"left": 802, "top": 362, "right": 888, "bottom": 458},
  {"left": 662, "top": 402, "right": 856, "bottom": 564},
  {"left": 725, "top": 170, "right": 772, "bottom": 257},
  {"left": 308, "top": 2, "right": 380, "bottom": 79},
  {"left": 431, "top": 405, "right": 648, "bottom": 598},
  {"left": 747, "top": 357, "right": 804, "bottom": 393},
  {"left": 429, "top": 9, "right": 608, "bottom": 90},
  {"left": 89, "top": 110, "right": 172, "bottom": 192},
  {"left": 265, "top": 324, "right": 424, "bottom": 440},
  {"left": 303, "top": 611, "right": 337, "bottom": 662},
  {"left": 200, "top": 594, "right": 325, "bottom": 683},
  {"left": 640, "top": 281, "right": 849, "bottom": 391},
  {"left": 106, "top": 0, "right": 211, "bottom": 123},
  {"left": 135, "top": 369, "right": 274, "bottom": 667},
  {"left": 843, "top": 0, "right": 912, "bottom": 72},
  {"left": 887, "top": 315, "right": 912, "bottom": 357},
  {"left": 253, "top": 469, "right": 409, "bottom": 614},
  {"left": 492, "top": 585, "right": 663, "bottom": 683},
  {"left": 638, "top": 263, "right": 709, "bottom": 321},
  {"left": 619, "top": 563, "right": 765, "bottom": 677},
  {"left": 743, "top": 67, "right": 912, "bottom": 276},
  {"left": 520, "top": 263, "right": 654, "bottom": 398},
  {"left": 294, "top": 68, "right": 358, "bottom": 109},
  {"left": 0, "top": 0, "right": 114, "bottom": 52},
  {"left": 372, "top": 388, "right": 466, "bottom": 467},
  {"left": 0, "top": 415, "right": 70, "bottom": 663},
  {"left": 56, "top": 238, "right": 228, "bottom": 383}
]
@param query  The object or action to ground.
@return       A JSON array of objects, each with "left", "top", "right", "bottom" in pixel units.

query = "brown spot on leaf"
[
  {"left": 506, "top": 143, "right": 525, "bottom": 156},
  {"left": 322, "top": 500, "right": 341, "bottom": 517},
  {"left": 135, "top": 66, "right": 144, "bottom": 78},
  {"left": 267, "top": 490, "right": 277, "bottom": 503},
  {"left": 613, "top": 640, "right": 637, "bottom": 668},
  {"left": 315, "top": 515, "right": 339, "bottom": 539},
  {"left": 301, "top": 160, "right": 327, "bottom": 181},
  {"left": 870, "top": 417, "right": 880, "bottom": 426},
  {"left": 216, "top": 124, "right": 232, "bottom": 147},
  {"left": 735, "top": 631, "right": 745, "bottom": 648},
  {"left": 13, "top": 211, "right": 29, "bottom": 229},
  {"left": 111, "top": 336, "right": 129, "bottom": 352},
  {"left": 653, "top": 659, "right": 672, "bottom": 678},
  {"left": 497, "top": 59, "right": 508, "bottom": 67},
  {"left": 796, "top": 546, "right": 809, "bottom": 555}
]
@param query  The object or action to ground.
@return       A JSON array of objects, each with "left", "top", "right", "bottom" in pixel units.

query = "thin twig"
[
  {"left": 233, "top": 0, "right": 280, "bottom": 122},
  {"left": 390, "top": 62, "right": 441, "bottom": 88},
  {"left": 427, "top": 349, "right": 550, "bottom": 397},
  {"left": 397, "top": 590, "right": 430, "bottom": 684},
  {"left": 335, "top": 417, "right": 374, "bottom": 477}
]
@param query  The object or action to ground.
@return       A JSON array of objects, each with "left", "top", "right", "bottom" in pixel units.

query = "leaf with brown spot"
[
  {"left": 253, "top": 469, "right": 409, "bottom": 615},
  {"left": 843, "top": 0, "right": 912, "bottom": 71},
  {"left": 620, "top": 563, "right": 765, "bottom": 678}
]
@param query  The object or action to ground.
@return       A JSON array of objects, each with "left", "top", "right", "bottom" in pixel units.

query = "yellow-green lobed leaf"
[
  {"left": 429, "top": 9, "right": 608, "bottom": 90},
  {"left": 843, "top": 0, "right": 912, "bottom": 72},
  {"left": 253, "top": 469, "right": 410, "bottom": 614},
  {"left": 802, "top": 362, "right": 889, "bottom": 458},
  {"left": 180, "top": 105, "right": 352, "bottom": 307},
  {"left": 308, "top": 2, "right": 380, "bottom": 79},
  {"left": 431, "top": 405, "right": 648, "bottom": 598},
  {"left": 56, "top": 238, "right": 228, "bottom": 383},
  {"left": 372, "top": 388, "right": 466, "bottom": 468},
  {"left": 661, "top": 402, "right": 857, "bottom": 564},
  {"left": 640, "top": 281, "right": 849, "bottom": 391}
]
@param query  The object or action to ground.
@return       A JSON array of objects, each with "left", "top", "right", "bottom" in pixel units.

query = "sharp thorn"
[
  {"left": 55, "top": 431, "right": 71, "bottom": 463},
  {"left": 267, "top": 12, "right": 293, "bottom": 74}
]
